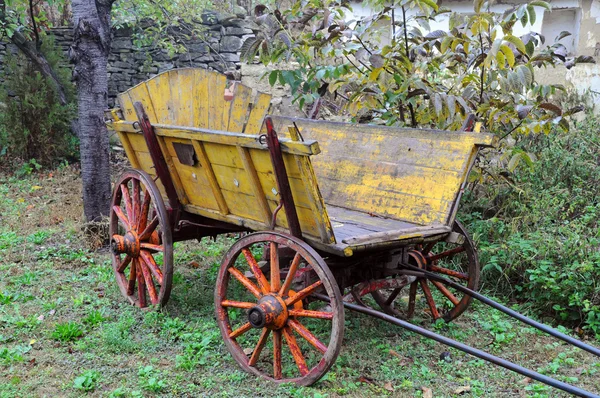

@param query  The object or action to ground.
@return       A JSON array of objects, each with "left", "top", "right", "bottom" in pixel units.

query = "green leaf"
[
  {"left": 529, "top": 0, "right": 551, "bottom": 10},
  {"left": 419, "top": 0, "right": 439, "bottom": 11},
  {"left": 269, "top": 70, "right": 279, "bottom": 86},
  {"left": 504, "top": 35, "right": 527, "bottom": 55},
  {"left": 527, "top": 5, "right": 536, "bottom": 25},
  {"left": 500, "top": 44, "right": 516, "bottom": 67}
]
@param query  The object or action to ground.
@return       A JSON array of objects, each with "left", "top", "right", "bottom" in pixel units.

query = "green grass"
[{"left": 0, "top": 165, "right": 599, "bottom": 397}]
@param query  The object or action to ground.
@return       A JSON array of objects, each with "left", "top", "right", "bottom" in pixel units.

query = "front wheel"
[
  {"left": 109, "top": 169, "right": 173, "bottom": 308},
  {"left": 215, "top": 232, "right": 344, "bottom": 386}
]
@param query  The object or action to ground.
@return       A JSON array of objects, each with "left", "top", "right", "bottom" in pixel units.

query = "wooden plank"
[
  {"left": 193, "top": 68, "right": 209, "bottom": 129},
  {"left": 146, "top": 70, "right": 176, "bottom": 124},
  {"left": 116, "top": 132, "right": 141, "bottom": 169},
  {"left": 127, "top": 83, "right": 157, "bottom": 123},
  {"left": 111, "top": 122, "right": 321, "bottom": 157},
  {"left": 288, "top": 126, "right": 335, "bottom": 243},
  {"left": 191, "top": 140, "right": 229, "bottom": 215},
  {"left": 221, "top": 80, "right": 234, "bottom": 133},
  {"left": 245, "top": 92, "right": 271, "bottom": 134},
  {"left": 237, "top": 146, "right": 272, "bottom": 224},
  {"left": 175, "top": 68, "right": 195, "bottom": 126},
  {"left": 208, "top": 72, "right": 227, "bottom": 130},
  {"left": 117, "top": 93, "right": 137, "bottom": 122},
  {"left": 166, "top": 157, "right": 220, "bottom": 211},
  {"left": 227, "top": 84, "right": 253, "bottom": 133}
]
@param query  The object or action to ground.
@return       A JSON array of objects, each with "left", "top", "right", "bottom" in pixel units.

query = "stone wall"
[{"left": 0, "top": 12, "right": 256, "bottom": 106}]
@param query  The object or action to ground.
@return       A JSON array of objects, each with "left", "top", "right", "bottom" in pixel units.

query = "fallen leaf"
[
  {"left": 358, "top": 376, "right": 375, "bottom": 384},
  {"left": 37, "top": 314, "right": 44, "bottom": 321},
  {"left": 519, "top": 377, "right": 532, "bottom": 385},
  {"left": 384, "top": 381, "right": 394, "bottom": 392},
  {"left": 454, "top": 385, "right": 471, "bottom": 394},
  {"left": 422, "top": 387, "right": 433, "bottom": 398},
  {"left": 243, "top": 348, "right": 254, "bottom": 355},
  {"left": 188, "top": 261, "right": 200, "bottom": 268},
  {"left": 29, "top": 339, "right": 37, "bottom": 345},
  {"left": 31, "top": 186, "right": 42, "bottom": 191},
  {"left": 48, "top": 309, "right": 56, "bottom": 316}
]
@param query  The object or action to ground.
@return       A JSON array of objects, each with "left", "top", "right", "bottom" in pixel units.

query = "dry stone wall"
[{"left": 0, "top": 12, "right": 256, "bottom": 106}]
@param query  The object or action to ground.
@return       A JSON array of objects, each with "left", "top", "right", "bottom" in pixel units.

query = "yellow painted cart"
[{"left": 107, "top": 68, "right": 494, "bottom": 386}]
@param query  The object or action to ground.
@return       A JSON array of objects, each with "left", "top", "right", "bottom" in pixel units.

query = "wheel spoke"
[
  {"left": 273, "top": 330, "right": 282, "bottom": 380},
  {"left": 288, "top": 318, "right": 327, "bottom": 354},
  {"left": 116, "top": 254, "right": 132, "bottom": 273},
  {"left": 426, "top": 246, "right": 466, "bottom": 262},
  {"left": 140, "top": 257, "right": 158, "bottom": 305},
  {"left": 138, "top": 189, "right": 152, "bottom": 232},
  {"left": 120, "top": 184, "right": 134, "bottom": 225},
  {"left": 229, "top": 322, "right": 252, "bottom": 339},
  {"left": 249, "top": 327, "right": 270, "bottom": 366},
  {"left": 285, "top": 280, "right": 323, "bottom": 306},
  {"left": 136, "top": 261, "right": 147, "bottom": 307},
  {"left": 221, "top": 300, "right": 254, "bottom": 309},
  {"left": 241, "top": 248, "right": 270, "bottom": 295},
  {"left": 132, "top": 179, "right": 140, "bottom": 227},
  {"left": 421, "top": 242, "right": 436, "bottom": 256},
  {"left": 288, "top": 309, "right": 333, "bottom": 320},
  {"left": 139, "top": 250, "right": 163, "bottom": 285},
  {"left": 384, "top": 288, "right": 402, "bottom": 306},
  {"left": 420, "top": 279, "right": 439, "bottom": 320},
  {"left": 228, "top": 267, "right": 262, "bottom": 298},
  {"left": 282, "top": 326, "right": 309, "bottom": 376},
  {"left": 270, "top": 242, "right": 280, "bottom": 293},
  {"left": 431, "top": 280, "right": 460, "bottom": 306},
  {"left": 407, "top": 281, "right": 418, "bottom": 317},
  {"left": 429, "top": 265, "right": 469, "bottom": 281},
  {"left": 127, "top": 258, "right": 137, "bottom": 295},
  {"left": 113, "top": 205, "right": 131, "bottom": 230},
  {"left": 140, "top": 243, "right": 163, "bottom": 252},
  {"left": 139, "top": 216, "right": 159, "bottom": 241},
  {"left": 279, "top": 253, "right": 301, "bottom": 297}
]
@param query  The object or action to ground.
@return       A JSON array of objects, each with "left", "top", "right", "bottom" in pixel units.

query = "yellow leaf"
[
  {"left": 31, "top": 186, "right": 42, "bottom": 191},
  {"left": 30, "top": 339, "right": 36, "bottom": 345},
  {"left": 17, "top": 198, "right": 25, "bottom": 203}
]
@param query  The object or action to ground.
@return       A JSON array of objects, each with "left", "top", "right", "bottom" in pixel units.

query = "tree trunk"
[{"left": 71, "top": 0, "right": 114, "bottom": 223}]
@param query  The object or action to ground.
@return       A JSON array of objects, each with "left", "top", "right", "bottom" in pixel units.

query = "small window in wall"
[{"left": 541, "top": 9, "right": 579, "bottom": 55}]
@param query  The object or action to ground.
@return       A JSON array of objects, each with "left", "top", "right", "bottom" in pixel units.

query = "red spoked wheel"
[
  {"left": 215, "top": 232, "right": 344, "bottom": 386},
  {"left": 109, "top": 170, "right": 173, "bottom": 308},
  {"left": 372, "top": 221, "right": 479, "bottom": 322}
]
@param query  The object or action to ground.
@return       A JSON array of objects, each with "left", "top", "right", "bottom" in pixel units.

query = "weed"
[
  {"left": 83, "top": 309, "right": 106, "bottom": 326},
  {"left": 73, "top": 370, "right": 100, "bottom": 392},
  {"left": 0, "top": 345, "right": 30, "bottom": 364},
  {"left": 51, "top": 321, "right": 84, "bottom": 341},
  {"left": 27, "top": 230, "right": 51, "bottom": 245},
  {"left": 138, "top": 365, "right": 166, "bottom": 393}
]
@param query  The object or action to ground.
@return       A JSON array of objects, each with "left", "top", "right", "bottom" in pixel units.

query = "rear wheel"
[
  {"left": 215, "top": 232, "right": 344, "bottom": 386},
  {"left": 109, "top": 170, "right": 173, "bottom": 308},
  {"left": 371, "top": 221, "right": 479, "bottom": 322}
]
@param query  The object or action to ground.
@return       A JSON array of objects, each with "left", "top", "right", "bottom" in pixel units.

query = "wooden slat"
[
  {"left": 193, "top": 68, "right": 209, "bottom": 129},
  {"left": 227, "top": 84, "right": 253, "bottom": 133},
  {"left": 288, "top": 126, "right": 335, "bottom": 243},
  {"left": 116, "top": 132, "right": 141, "bottom": 169},
  {"left": 245, "top": 92, "right": 271, "bottom": 134},
  {"left": 175, "top": 68, "right": 196, "bottom": 126},
  {"left": 208, "top": 72, "right": 227, "bottom": 130},
  {"left": 146, "top": 70, "right": 176, "bottom": 124},
  {"left": 237, "top": 146, "right": 272, "bottom": 224},
  {"left": 191, "top": 140, "right": 229, "bottom": 215},
  {"left": 221, "top": 81, "right": 234, "bottom": 132}
]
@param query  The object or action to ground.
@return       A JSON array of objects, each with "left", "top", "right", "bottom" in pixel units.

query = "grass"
[{"left": 0, "top": 165, "right": 599, "bottom": 397}]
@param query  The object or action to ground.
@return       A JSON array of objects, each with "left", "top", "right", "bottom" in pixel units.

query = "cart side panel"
[{"left": 268, "top": 117, "right": 494, "bottom": 226}]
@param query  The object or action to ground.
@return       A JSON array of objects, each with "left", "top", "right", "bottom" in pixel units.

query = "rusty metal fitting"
[{"left": 248, "top": 294, "right": 288, "bottom": 330}]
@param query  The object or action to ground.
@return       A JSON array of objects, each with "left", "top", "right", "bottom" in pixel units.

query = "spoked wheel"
[
  {"left": 372, "top": 221, "right": 479, "bottom": 322},
  {"left": 215, "top": 232, "right": 344, "bottom": 386},
  {"left": 109, "top": 170, "right": 173, "bottom": 308}
]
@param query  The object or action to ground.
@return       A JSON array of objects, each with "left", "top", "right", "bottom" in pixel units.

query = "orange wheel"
[
  {"left": 109, "top": 170, "right": 173, "bottom": 308},
  {"left": 215, "top": 232, "right": 344, "bottom": 386}
]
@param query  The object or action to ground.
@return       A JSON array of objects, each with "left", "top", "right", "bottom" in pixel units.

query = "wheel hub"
[
  {"left": 111, "top": 231, "right": 141, "bottom": 257},
  {"left": 248, "top": 294, "right": 288, "bottom": 330}
]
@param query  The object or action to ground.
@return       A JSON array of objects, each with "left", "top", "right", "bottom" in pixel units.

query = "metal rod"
[
  {"left": 400, "top": 264, "right": 600, "bottom": 358},
  {"left": 313, "top": 293, "right": 599, "bottom": 398}
]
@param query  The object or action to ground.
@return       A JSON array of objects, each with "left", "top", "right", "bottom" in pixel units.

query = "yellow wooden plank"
[
  {"left": 227, "top": 83, "right": 253, "bottom": 133},
  {"left": 191, "top": 140, "right": 229, "bottom": 214},
  {"left": 117, "top": 93, "right": 137, "bottom": 122},
  {"left": 117, "top": 132, "right": 141, "bottom": 169},
  {"left": 156, "top": 135, "right": 189, "bottom": 205},
  {"left": 237, "top": 146, "right": 272, "bottom": 224},
  {"left": 169, "top": 160, "right": 221, "bottom": 211},
  {"left": 288, "top": 126, "right": 336, "bottom": 243},
  {"left": 245, "top": 92, "right": 271, "bottom": 134},
  {"left": 208, "top": 71, "right": 227, "bottom": 130},
  {"left": 126, "top": 82, "right": 157, "bottom": 123},
  {"left": 146, "top": 70, "right": 176, "bottom": 124},
  {"left": 175, "top": 68, "right": 196, "bottom": 126},
  {"left": 193, "top": 68, "right": 209, "bottom": 129},
  {"left": 221, "top": 81, "right": 234, "bottom": 132}
]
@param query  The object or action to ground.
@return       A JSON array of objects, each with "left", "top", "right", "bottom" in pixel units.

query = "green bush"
[
  {"left": 0, "top": 35, "right": 77, "bottom": 168},
  {"left": 462, "top": 116, "right": 600, "bottom": 336}
]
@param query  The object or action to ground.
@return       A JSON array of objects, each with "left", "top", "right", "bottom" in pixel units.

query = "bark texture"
[{"left": 71, "top": 0, "right": 114, "bottom": 222}]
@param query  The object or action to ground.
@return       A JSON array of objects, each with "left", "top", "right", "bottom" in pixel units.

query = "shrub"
[
  {"left": 0, "top": 35, "right": 77, "bottom": 168},
  {"left": 462, "top": 116, "right": 600, "bottom": 336}
]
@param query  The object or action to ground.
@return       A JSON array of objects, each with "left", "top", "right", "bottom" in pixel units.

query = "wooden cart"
[{"left": 107, "top": 68, "right": 495, "bottom": 386}]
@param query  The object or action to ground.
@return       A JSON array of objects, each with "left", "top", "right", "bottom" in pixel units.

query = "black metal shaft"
[
  {"left": 401, "top": 265, "right": 600, "bottom": 358},
  {"left": 314, "top": 293, "right": 599, "bottom": 398}
]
